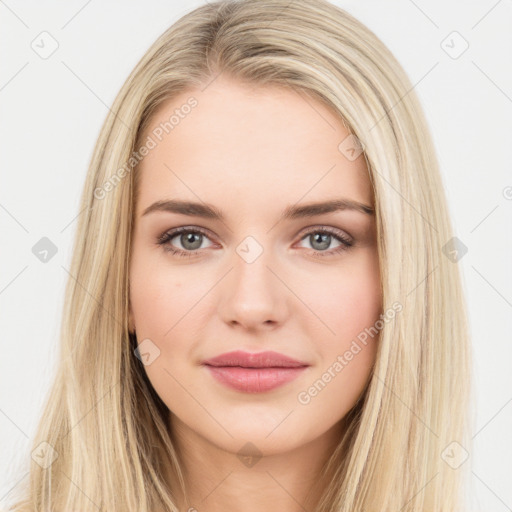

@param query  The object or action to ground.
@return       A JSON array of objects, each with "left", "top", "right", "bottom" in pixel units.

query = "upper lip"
[{"left": 202, "top": 350, "right": 309, "bottom": 368}]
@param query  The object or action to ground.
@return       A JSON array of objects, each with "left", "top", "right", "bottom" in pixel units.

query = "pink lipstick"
[{"left": 202, "top": 350, "right": 309, "bottom": 393}]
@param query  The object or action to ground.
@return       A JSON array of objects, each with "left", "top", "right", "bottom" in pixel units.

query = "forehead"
[{"left": 135, "top": 76, "right": 372, "bottom": 217}]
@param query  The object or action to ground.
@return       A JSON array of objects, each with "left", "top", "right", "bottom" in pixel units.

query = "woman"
[{"left": 7, "top": 0, "right": 473, "bottom": 510}]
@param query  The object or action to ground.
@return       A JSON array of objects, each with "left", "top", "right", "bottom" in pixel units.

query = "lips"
[{"left": 202, "top": 350, "right": 309, "bottom": 393}]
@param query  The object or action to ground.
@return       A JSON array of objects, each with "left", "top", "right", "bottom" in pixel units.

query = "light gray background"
[{"left": 1, "top": 1, "right": 511, "bottom": 510}]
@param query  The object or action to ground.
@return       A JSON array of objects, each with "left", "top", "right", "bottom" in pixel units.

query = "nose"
[{"left": 217, "top": 244, "right": 290, "bottom": 332}]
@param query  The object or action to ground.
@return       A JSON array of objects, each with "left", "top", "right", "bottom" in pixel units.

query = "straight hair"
[{"left": 7, "top": 1, "right": 473, "bottom": 510}]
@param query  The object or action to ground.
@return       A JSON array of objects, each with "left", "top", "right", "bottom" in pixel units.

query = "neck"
[{"left": 161, "top": 412, "right": 347, "bottom": 512}]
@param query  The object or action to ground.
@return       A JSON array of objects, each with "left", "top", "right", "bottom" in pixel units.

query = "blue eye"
[
  {"left": 156, "top": 226, "right": 353, "bottom": 258},
  {"left": 297, "top": 228, "right": 353, "bottom": 256},
  {"left": 156, "top": 226, "right": 213, "bottom": 258}
]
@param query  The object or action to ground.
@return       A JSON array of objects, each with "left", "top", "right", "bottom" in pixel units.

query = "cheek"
[
  {"left": 295, "top": 264, "right": 381, "bottom": 422},
  {"left": 298, "top": 252, "right": 381, "bottom": 393},
  {"left": 129, "top": 249, "right": 205, "bottom": 336},
  {"left": 129, "top": 262, "right": 205, "bottom": 412},
  {"left": 129, "top": 250, "right": 212, "bottom": 380},
  {"left": 302, "top": 251, "right": 382, "bottom": 345}
]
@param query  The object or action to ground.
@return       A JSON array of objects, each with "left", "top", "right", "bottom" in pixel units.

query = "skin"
[{"left": 128, "top": 75, "right": 382, "bottom": 512}]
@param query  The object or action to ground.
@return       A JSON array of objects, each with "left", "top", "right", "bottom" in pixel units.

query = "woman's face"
[{"left": 129, "top": 75, "right": 382, "bottom": 456}]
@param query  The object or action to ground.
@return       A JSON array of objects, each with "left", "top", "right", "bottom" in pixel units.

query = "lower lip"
[{"left": 204, "top": 365, "right": 308, "bottom": 393}]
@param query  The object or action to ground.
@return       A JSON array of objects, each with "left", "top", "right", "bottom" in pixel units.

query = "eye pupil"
[{"left": 310, "top": 233, "right": 330, "bottom": 251}]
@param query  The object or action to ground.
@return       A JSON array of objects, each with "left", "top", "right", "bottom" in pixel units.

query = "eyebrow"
[{"left": 141, "top": 198, "right": 375, "bottom": 220}]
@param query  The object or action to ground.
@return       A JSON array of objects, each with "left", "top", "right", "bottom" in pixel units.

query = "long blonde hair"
[{"left": 6, "top": 0, "right": 474, "bottom": 510}]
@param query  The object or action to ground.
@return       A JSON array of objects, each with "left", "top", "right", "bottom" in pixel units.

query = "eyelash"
[{"left": 156, "top": 226, "right": 353, "bottom": 259}]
